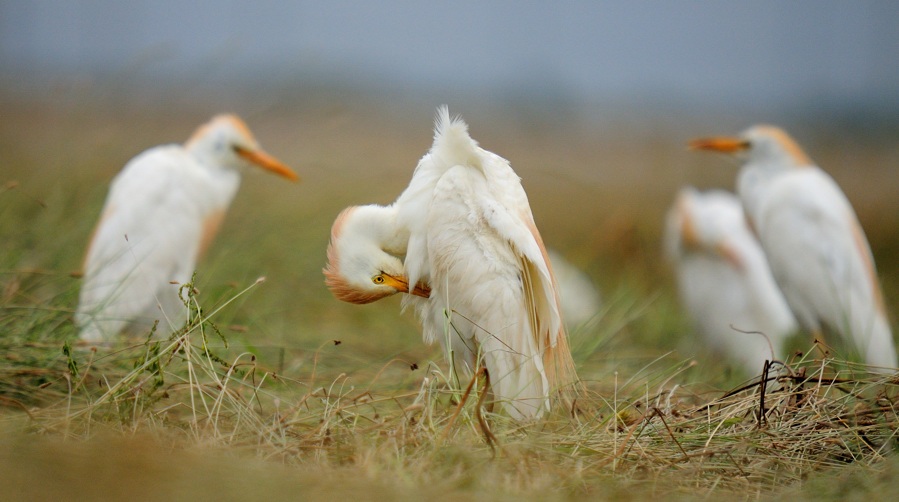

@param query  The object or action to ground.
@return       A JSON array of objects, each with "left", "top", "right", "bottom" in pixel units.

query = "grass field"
[{"left": 2, "top": 85, "right": 899, "bottom": 500}]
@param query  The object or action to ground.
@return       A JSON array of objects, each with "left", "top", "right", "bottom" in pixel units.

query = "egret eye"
[{"left": 372, "top": 275, "right": 386, "bottom": 285}]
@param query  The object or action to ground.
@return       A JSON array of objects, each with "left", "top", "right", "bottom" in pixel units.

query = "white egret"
[
  {"left": 76, "top": 114, "right": 298, "bottom": 342},
  {"left": 690, "top": 126, "right": 896, "bottom": 371},
  {"left": 665, "top": 187, "right": 798, "bottom": 375},
  {"left": 324, "top": 107, "right": 578, "bottom": 419}
]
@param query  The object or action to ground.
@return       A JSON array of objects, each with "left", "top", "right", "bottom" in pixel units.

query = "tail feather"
[
  {"left": 481, "top": 342, "right": 550, "bottom": 420},
  {"left": 545, "top": 324, "right": 580, "bottom": 413}
]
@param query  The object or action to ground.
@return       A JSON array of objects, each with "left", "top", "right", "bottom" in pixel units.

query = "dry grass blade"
[{"left": 440, "top": 366, "right": 481, "bottom": 444}]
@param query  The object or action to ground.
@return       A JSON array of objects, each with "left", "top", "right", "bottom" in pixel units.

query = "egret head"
[
  {"left": 185, "top": 114, "right": 299, "bottom": 181},
  {"left": 665, "top": 188, "right": 746, "bottom": 270},
  {"left": 688, "top": 125, "right": 811, "bottom": 169},
  {"left": 323, "top": 205, "right": 430, "bottom": 304}
]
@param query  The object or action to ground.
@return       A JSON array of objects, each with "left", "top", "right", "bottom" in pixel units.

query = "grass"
[
  {"left": 2, "top": 88, "right": 899, "bottom": 500},
  {"left": 4, "top": 288, "right": 898, "bottom": 500}
]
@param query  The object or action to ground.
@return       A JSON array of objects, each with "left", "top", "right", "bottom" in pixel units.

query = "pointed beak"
[
  {"left": 688, "top": 136, "right": 750, "bottom": 154},
  {"left": 382, "top": 273, "right": 431, "bottom": 299},
  {"left": 410, "top": 281, "right": 431, "bottom": 299},
  {"left": 235, "top": 146, "right": 300, "bottom": 182}
]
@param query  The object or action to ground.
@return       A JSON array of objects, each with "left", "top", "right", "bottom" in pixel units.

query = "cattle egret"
[
  {"left": 325, "top": 107, "right": 578, "bottom": 419},
  {"left": 690, "top": 126, "right": 896, "bottom": 371},
  {"left": 76, "top": 114, "right": 298, "bottom": 342},
  {"left": 665, "top": 187, "right": 798, "bottom": 375}
]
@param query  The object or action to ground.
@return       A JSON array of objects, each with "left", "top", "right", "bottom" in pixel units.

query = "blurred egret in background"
[
  {"left": 690, "top": 126, "right": 896, "bottom": 371},
  {"left": 77, "top": 114, "right": 298, "bottom": 342},
  {"left": 665, "top": 187, "right": 797, "bottom": 375}
]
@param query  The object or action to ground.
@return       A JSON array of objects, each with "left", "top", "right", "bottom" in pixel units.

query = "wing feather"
[
  {"left": 474, "top": 164, "right": 578, "bottom": 400},
  {"left": 757, "top": 169, "right": 894, "bottom": 365}
]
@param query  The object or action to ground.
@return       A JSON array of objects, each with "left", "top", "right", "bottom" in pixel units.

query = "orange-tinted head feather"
[
  {"left": 750, "top": 125, "right": 813, "bottom": 166},
  {"left": 186, "top": 114, "right": 255, "bottom": 148},
  {"left": 323, "top": 207, "right": 395, "bottom": 305},
  {"left": 322, "top": 267, "right": 391, "bottom": 304}
]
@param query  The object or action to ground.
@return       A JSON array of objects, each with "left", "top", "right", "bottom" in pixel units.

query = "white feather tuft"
[{"left": 432, "top": 106, "right": 481, "bottom": 171}]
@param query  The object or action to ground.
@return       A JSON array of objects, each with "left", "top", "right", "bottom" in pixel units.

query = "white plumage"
[
  {"left": 76, "top": 114, "right": 298, "bottom": 342},
  {"left": 691, "top": 126, "right": 896, "bottom": 371},
  {"left": 324, "top": 107, "right": 577, "bottom": 419},
  {"left": 665, "top": 187, "right": 798, "bottom": 374}
]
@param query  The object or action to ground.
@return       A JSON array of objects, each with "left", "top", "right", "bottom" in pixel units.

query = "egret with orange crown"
[
  {"left": 77, "top": 114, "right": 298, "bottom": 342},
  {"left": 324, "top": 107, "right": 578, "bottom": 419},
  {"left": 690, "top": 126, "right": 896, "bottom": 371}
]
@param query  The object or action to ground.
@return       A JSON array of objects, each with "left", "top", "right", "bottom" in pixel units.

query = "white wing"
[
  {"left": 424, "top": 165, "right": 550, "bottom": 418},
  {"left": 476, "top": 153, "right": 564, "bottom": 350},
  {"left": 397, "top": 107, "right": 491, "bottom": 289},
  {"left": 76, "top": 146, "right": 209, "bottom": 341},
  {"left": 756, "top": 168, "right": 895, "bottom": 367}
]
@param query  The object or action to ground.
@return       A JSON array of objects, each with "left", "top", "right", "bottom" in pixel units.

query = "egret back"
[
  {"left": 426, "top": 166, "right": 550, "bottom": 418},
  {"left": 750, "top": 168, "right": 896, "bottom": 369}
]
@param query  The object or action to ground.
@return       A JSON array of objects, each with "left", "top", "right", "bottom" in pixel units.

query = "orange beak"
[
  {"left": 688, "top": 137, "right": 750, "bottom": 154},
  {"left": 235, "top": 146, "right": 300, "bottom": 182},
  {"left": 382, "top": 273, "right": 432, "bottom": 299},
  {"left": 409, "top": 281, "right": 431, "bottom": 299}
]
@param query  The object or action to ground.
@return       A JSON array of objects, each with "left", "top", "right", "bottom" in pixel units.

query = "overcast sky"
[{"left": 2, "top": 1, "right": 898, "bottom": 111}]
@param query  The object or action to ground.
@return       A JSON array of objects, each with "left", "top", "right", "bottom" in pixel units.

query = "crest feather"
[{"left": 432, "top": 106, "right": 481, "bottom": 170}]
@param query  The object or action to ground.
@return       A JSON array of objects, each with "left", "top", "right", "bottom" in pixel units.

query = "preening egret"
[
  {"left": 665, "top": 187, "right": 797, "bottom": 375},
  {"left": 324, "top": 107, "right": 578, "bottom": 419},
  {"left": 690, "top": 126, "right": 896, "bottom": 371},
  {"left": 76, "top": 114, "right": 298, "bottom": 342}
]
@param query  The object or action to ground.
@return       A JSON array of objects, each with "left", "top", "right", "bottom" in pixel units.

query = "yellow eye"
[{"left": 373, "top": 275, "right": 385, "bottom": 285}]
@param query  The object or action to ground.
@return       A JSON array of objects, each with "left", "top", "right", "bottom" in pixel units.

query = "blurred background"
[
  {"left": 2, "top": 0, "right": 898, "bottom": 378},
  {"left": 4, "top": 1, "right": 899, "bottom": 113}
]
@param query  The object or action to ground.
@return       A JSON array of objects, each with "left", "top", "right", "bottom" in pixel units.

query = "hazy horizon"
[{"left": 3, "top": 1, "right": 898, "bottom": 118}]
